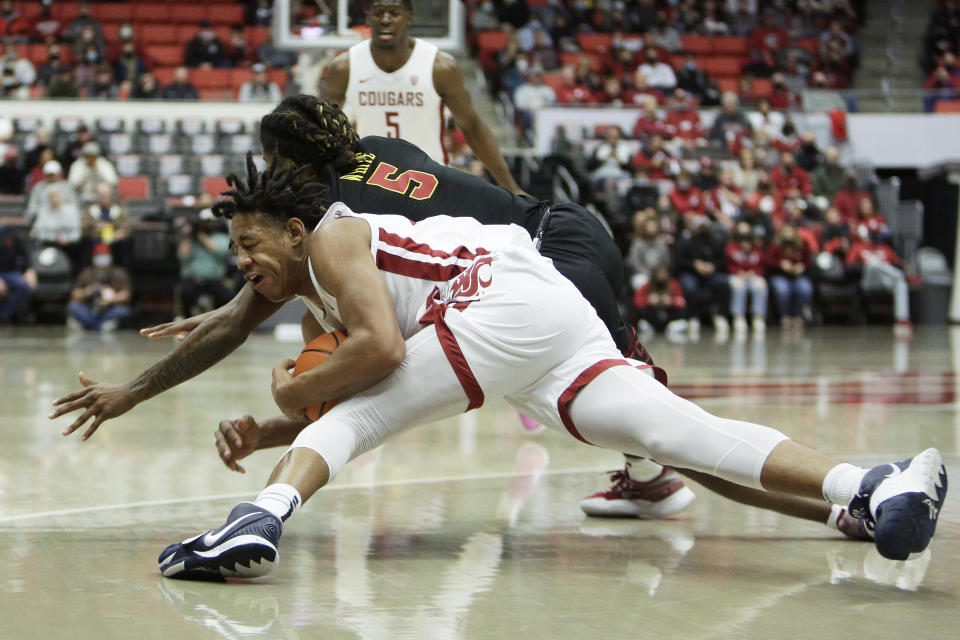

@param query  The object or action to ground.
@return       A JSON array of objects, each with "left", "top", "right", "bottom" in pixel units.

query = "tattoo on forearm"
[{"left": 129, "top": 320, "right": 239, "bottom": 401}]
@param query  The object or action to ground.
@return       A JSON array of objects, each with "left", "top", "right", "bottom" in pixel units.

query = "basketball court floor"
[{"left": 1, "top": 325, "right": 957, "bottom": 639}]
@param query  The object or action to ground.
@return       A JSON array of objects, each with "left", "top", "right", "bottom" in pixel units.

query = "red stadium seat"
[
  {"left": 199, "top": 88, "right": 229, "bottom": 101},
  {"left": 202, "top": 177, "right": 230, "bottom": 198},
  {"left": 717, "top": 77, "right": 739, "bottom": 94},
  {"left": 752, "top": 77, "right": 773, "bottom": 98},
  {"left": 170, "top": 5, "right": 207, "bottom": 24},
  {"left": 704, "top": 56, "right": 742, "bottom": 78},
  {"left": 141, "top": 24, "right": 179, "bottom": 45},
  {"left": 91, "top": 3, "right": 134, "bottom": 22},
  {"left": 669, "top": 54, "right": 685, "bottom": 70},
  {"left": 118, "top": 176, "right": 151, "bottom": 201},
  {"left": 51, "top": 2, "right": 79, "bottom": 22},
  {"left": 680, "top": 35, "right": 713, "bottom": 55},
  {"left": 244, "top": 26, "right": 272, "bottom": 50},
  {"left": 26, "top": 43, "right": 48, "bottom": 65},
  {"left": 145, "top": 45, "right": 183, "bottom": 67},
  {"left": 230, "top": 68, "right": 253, "bottom": 87},
  {"left": 102, "top": 22, "right": 120, "bottom": 43},
  {"left": 713, "top": 36, "right": 748, "bottom": 56},
  {"left": 268, "top": 69, "right": 287, "bottom": 91},
  {"left": 477, "top": 30, "right": 509, "bottom": 72},
  {"left": 577, "top": 33, "right": 613, "bottom": 55},
  {"left": 934, "top": 100, "right": 960, "bottom": 113},
  {"left": 176, "top": 25, "right": 198, "bottom": 44},
  {"left": 133, "top": 4, "right": 170, "bottom": 23},
  {"left": 152, "top": 66, "right": 177, "bottom": 86},
  {"left": 192, "top": 68, "right": 231, "bottom": 90},
  {"left": 207, "top": 4, "right": 245, "bottom": 25},
  {"left": 541, "top": 73, "right": 564, "bottom": 92}
]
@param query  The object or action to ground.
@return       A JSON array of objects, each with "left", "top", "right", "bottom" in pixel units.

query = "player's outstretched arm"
[
  {"left": 434, "top": 52, "right": 523, "bottom": 195},
  {"left": 51, "top": 284, "right": 283, "bottom": 440},
  {"left": 140, "top": 309, "right": 217, "bottom": 340},
  {"left": 215, "top": 414, "right": 309, "bottom": 473}
]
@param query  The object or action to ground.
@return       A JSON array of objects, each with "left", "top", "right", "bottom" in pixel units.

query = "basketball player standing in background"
[{"left": 322, "top": 0, "right": 522, "bottom": 194}]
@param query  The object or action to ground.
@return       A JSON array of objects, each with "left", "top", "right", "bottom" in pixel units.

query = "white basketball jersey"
[
  {"left": 344, "top": 38, "right": 447, "bottom": 164},
  {"left": 300, "top": 202, "right": 531, "bottom": 338}
]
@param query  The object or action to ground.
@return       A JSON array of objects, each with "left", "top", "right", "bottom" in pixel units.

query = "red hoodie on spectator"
[
  {"left": 750, "top": 26, "right": 789, "bottom": 53},
  {"left": 764, "top": 242, "right": 812, "bottom": 275},
  {"left": 555, "top": 82, "right": 594, "bottom": 105},
  {"left": 669, "top": 183, "right": 705, "bottom": 215},
  {"left": 833, "top": 189, "right": 872, "bottom": 223},
  {"left": 631, "top": 147, "right": 674, "bottom": 181},
  {"left": 624, "top": 88, "right": 666, "bottom": 107},
  {"left": 769, "top": 165, "right": 812, "bottom": 197},
  {"left": 664, "top": 109, "right": 705, "bottom": 141},
  {"left": 634, "top": 279, "right": 686, "bottom": 310},
  {"left": 633, "top": 114, "right": 667, "bottom": 140},
  {"left": 725, "top": 242, "right": 765, "bottom": 275},
  {"left": 846, "top": 240, "right": 902, "bottom": 266}
]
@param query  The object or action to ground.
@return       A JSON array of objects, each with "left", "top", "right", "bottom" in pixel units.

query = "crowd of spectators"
[
  {"left": 922, "top": 2, "right": 960, "bottom": 111},
  {"left": 0, "top": 1, "right": 292, "bottom": 102}
]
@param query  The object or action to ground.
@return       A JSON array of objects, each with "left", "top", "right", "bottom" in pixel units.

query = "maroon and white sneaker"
[{"left": 580, "top": 467, "right": 696, "bottom": 518}]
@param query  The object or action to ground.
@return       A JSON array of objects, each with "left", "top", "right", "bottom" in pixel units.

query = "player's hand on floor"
[
  {"left": 271, "top": 359, "right": 306, "bottom": 422},
  {"left": 215, "top": 415, "right": 262, "bottom": 473},
  {"left": 50, "top": 372, "right": 139, "bottom": 441},
  {"left": 139, "top": 312, "right": 211, "bottom": 341}
]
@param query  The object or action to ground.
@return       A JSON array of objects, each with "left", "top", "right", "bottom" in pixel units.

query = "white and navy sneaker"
[
  {"left": 847, "top": 448, "right": 948, "bottom": 561},
  {"left": 158, "top": 503, "right": 282, "bottom": 580}
]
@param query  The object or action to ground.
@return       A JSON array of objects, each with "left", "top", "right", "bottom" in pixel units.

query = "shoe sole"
[
  {"left": 580, "top": 486, "right": 696, "bottom": 518},
  {"left": 160, "top": 535, "right": 279, "bottom": 580},
  {"left": 871, "top": 448, "right": 947, "bottom": 561}
]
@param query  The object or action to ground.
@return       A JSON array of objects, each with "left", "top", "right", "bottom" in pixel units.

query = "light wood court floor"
[{"left": 1, "top": 325, "right": 957, "bottom": 639}]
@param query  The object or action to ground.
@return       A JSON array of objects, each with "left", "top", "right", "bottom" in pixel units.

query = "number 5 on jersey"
[
  {"left": 386, "top": 111, "right": 400, "bottom": 138},
  {"left": 366, "top": 162, "right": 439, "bottom": 200}
]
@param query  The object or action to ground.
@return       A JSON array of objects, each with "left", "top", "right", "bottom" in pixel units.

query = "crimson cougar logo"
[{"left": 449, "top": 255, "right": 494, "bottom": 301}]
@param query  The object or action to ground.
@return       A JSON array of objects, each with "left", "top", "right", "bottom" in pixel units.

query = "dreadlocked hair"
[
  {"left": 259, "top": 95, "right": 361, "bottom": 177},
  {"left": 212, "top": 152, "right": 329, "bottom": 229}
]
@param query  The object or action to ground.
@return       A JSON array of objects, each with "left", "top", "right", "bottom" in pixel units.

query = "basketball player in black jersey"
[{"left": 115, "top": 96, "right": 868, "bottom": 536}]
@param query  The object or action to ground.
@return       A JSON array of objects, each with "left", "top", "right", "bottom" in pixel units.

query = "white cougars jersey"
[
  {"left": 300, "top": 202, "right": 530, "bottom": 338},
  {"left": 343, "top": 38, "right": 447, "bottom": 164}
]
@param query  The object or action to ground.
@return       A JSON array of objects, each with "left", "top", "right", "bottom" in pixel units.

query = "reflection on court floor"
[{"left": 0, "top": 326, "right": 957, "bottom": 639}]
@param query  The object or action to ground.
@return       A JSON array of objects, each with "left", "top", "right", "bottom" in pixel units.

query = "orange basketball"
[{"left": 294, "top": 330, "right": 347, "bottom": 421}]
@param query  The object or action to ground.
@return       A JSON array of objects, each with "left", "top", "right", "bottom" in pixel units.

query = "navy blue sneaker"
[
  {"left": 847, "top": 448, "right": 948, "bottom": 561},
  {"left": 158, "top": 503, "right": 282, "bottom": 580}
]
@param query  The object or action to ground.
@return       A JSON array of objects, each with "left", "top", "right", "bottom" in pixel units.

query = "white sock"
[
  {"left": 625, "top": 455, "right": 664, "bottom": 483},
  {"left": 826, "top": 503, "right": 844, "bottom": 529},
  {"left": 253, "top": 483, "right": 302, "bottom": 522},
  {"left": 822, "top": 463, "right": 867, "bottom": 506}
]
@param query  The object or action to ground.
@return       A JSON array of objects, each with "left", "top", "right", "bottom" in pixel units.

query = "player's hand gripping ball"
[{"left": 294, "top": 330, "right": 347, "bottom": 421}]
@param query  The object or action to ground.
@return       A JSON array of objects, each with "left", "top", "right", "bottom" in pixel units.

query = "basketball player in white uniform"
[
  {"left": 51, "top": 163, "right": 947, "bottom": 580},
  {"left": 323, "top": 0, "right": 522, "bottom": 193}
]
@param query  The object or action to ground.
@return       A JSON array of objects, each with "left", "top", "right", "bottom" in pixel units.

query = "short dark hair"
[
  {"left": 212, "top": 153, "right": 328, "bottom": 229},
  {"left": 368, "top": 0, "right": 414, "bottom": 11},
  {"left": 259, "top": 95, "right": 360, "bottom": 177}
]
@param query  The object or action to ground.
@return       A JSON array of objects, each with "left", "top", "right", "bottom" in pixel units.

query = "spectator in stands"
[
  {"left": 638, "top": 47, "right": 676, "bottom": 91},
  {"left": 239, "top": 62, "right": 282, "bottom": 103},
  {"left": 23, "top": 126, "right": 50, "bottom": 172},
  {"left": 624, "top": 0, "right": 657, "bottom": 33},
  {"left": 819, "top": 41, "right": 851, "bottom": 89},
  {"left": 250, "top": 0, "right": 274, "bottom": 27},
  {"left": 708, "top": 167, "right": 744, "bottom": 228},
  {"left": 820, "top": 205, "right": 850, "bottom": 245},
  {"left": 36, "top": 43, "right": 66, "bottom": 87},
  {"left": 73, "top": 23, "right": 105, "bottom": 61},
  {"left": 31, "top": 4, "right": 63, "bottom": 43},
  {"left": 769, "top": 72, "right": 794, "bottom": 110},
  {"left": 625, "top": 70, "right": 665, "bottom": 106},
  {"left": 749, "top": 10, "right": 788, "bottom": 53},
  {"left": 631, "top": 134, "right": 677, "bottom": 181},
  {"left": 26, "top": 147, "right": 55, "bottom": 190},
  {"left": 27, "top": 159, "right": 76, "bottom": 217},
  {"left": 554, "top": 64, "right": 592, "bottom": 104},
  {"left": 176, "top": 208, "right": 233, "bottom": 317},
  {"left": 732, "top": 147, "right": 762, "bottom": 193},
  {"left": 0, "top": 224, "right": 36, "bottom": 324},
  {"left": 813, "top": 146, "right": 845, "bottom": 198},
  {"left": 68, "top": 142, "right": 117, "bottom": 205},
  {"left": 675, "top": 52, "right": 709, "bottom": 99},
  {"left": 623, "top": 167, "right": 659, "bottom": 213},
  {"left": 846, "top": 225, "right": 912, "bottom": 338},
  {"left": 770, "top": 151, "right": 813, "bottom": 200},
  {"left": 162, "top": 67, "right": 199, "bottom": 101},
  {"left": 695, "top": 156, "right": 719, "bottom": 191},
  {"left": 701, "top": 2, "right": 730, "bottom": 34},
  {"left": 588, "top": 125, "right": 631, "bottom": 187},
  {"left": 711, "top": 92, "right": 753, "bottom": 151},
  {"left": 0, "top": 144, "right": 21, "bottom": 194},
  {"left": 819, "top": 20, "right": 855, "bottom": 61},
  {"left": 132, "top": 71, "right": 161, "bottom": 100},
  {"left": 66, "top": 2, "right": 102, "bottom": 45},
  {"left": 857, "top": 196, "right": 892, "bottom": 245},
  {"left": 512, "top": 66, "right": 556, "bottom": 136},
  {"left": 725, "top": 220, "right": 767, "bottom": 336},
  {"left": 66, "top": 242, "right": 131, "bottom": 331},
  {"left": 60, "top": 123, "right": 95, "bottom": 170},
  {"left": 749, "top": 97, "right": 785, "bottom": 141},
  {"left": 82, "top": 183, "right": 130, "bottom": 266},
  {"left": 492, "top": 34, "right": 525, "bottom": 98},
  {"left": 114, "top": 42, "right": 147, "bottom": 87},
  {"left": 739, "top": 193, "right": 776, "bottom": 246},
  {"left": 632, "top": 96, "right": 666, "bottom": 140},
  {"left": 0, "top": 0, "right": 27, "bottom": 39},
  {"left": 86, "top": 64, "right": 117, "bottom": 99},
  {"left": 528, "top": 28, "right": 558, "bottom": 71},
  {"left": 257, "top": 38, "right": 297, "bottom": 70},
  {"left": 29, "top": 176, "right": 82, "bottom": 268},
  {"left": 626, "top": 210, "right": 671, "bottom": 292},
  {"left": 0, "top": 43, "right": 34, "bottom": 98},
  {"left": 832, "top": 172, "right": 871, "bottom": 223},
  {"left": 594, "top": 74, "right": 627, "bottom": 106},
  {"left": 648, "top": 12, "right": 682, "bottom": 52},
  {"left": 74, "top": 43, "right": 103, "bottom": 89},
  {"left": 224, "top": 26, "right": 253, "bottom": 68},
  {"left": 635, "top": 264, "right": 688, "bottom": 336},
  {"left": 795, "top": 131, "right": 822, "bottom": 172},
  {"left": 766, "top": 224, "right": 813, "bottom": 331},
  {"left": 185, "top": 20, "right": 226, "bottom": 69},
  {"left": 663, "top": 89, "right": 706, "bottom": 154},
  {"left": 675, "top": 215, "right": 730, "bottom": 337},
  {"left": 470, "top": 1, "right": 499, "bottom": 31}
]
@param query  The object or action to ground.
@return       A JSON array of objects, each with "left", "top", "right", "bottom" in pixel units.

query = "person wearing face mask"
[
  {"left": 66, "top": 242, "right": 132, "bottom": 331},
  {"left": 813, "top": 146, "right": 845, "bottom": 198},
  {"left": 66, "top": 1, "right": 103, "bottom": 46},
  {"left": 114, "top": 42, "right": 146, "bottom": 86},
  {"left": 846, "top": 225, "right": 912, "bottom": 338},
  {"left": 675, "top": 52, "right": 707, "bottom": 98},
  {"left": 161, "top": 66, "right": 199, "bottom": 101},
  {"left": 634, "top": 264, "right": 687, "bottom": 336},
  {"left": 765, "top": 224, "right": 813, "bottom": 332},
  {"left": 74, "top": 43, "right": 102, "bottom": 88},
  {"left": 626, "top": 210, "right": 671, "bottom": 293},
  {"left": 832, "top": 172, "right": 872, "bottom": 224},
  {"left": 29, "top": 172, "right": 83, "bottom": 270},
  {"left": 36, "top": 43, "right": 66, "bottom": 87},
  {"left": 132, "top": 71, "right": 161, "bottom": 100},
  {"left": 73, "top": 23, "right": 105, "bottom": 61},
  {"left": 725, "top": 221, "right": 767, "bottom": 336},
  {"left": 674, "top": 215, "right": 730, "bottom": 337},
  {"left": 176, "top": 208, "right": 233, "bottom": 317},
  {"left": 185, "top": 20, "right": 226, "bottom": 69},
  {"left": 68, "top": 142, "right": 117, "bottom": 205},
  {"left": 794, "top": 131, "right": 822, "bottom": 172},
  {"left": 668, "top": 171, "right": 705, "bottom": 220},
  {"left": 637, "top": 47, "right": 676, "bottom": 91}
]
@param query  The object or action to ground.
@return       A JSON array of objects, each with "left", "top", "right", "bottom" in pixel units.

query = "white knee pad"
[{"left": 286, "top": 400, "right": 388, "bottom": 481}]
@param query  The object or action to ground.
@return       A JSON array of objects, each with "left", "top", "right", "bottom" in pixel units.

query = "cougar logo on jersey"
[
  {"left": 449, "top": 255, "right": 495, "bottom": 302},
  {"left": 357, "top": 91, "right": 425, "bottom": 107}
]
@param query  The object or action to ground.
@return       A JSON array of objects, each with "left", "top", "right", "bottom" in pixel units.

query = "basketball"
[{"left": 294, "top": 330, "right": 347, "bottom": 421}]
